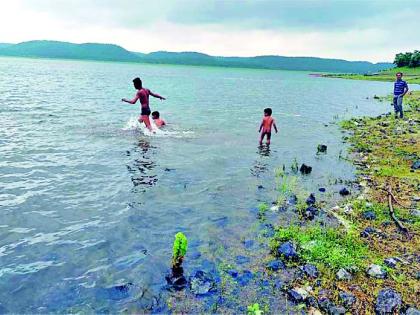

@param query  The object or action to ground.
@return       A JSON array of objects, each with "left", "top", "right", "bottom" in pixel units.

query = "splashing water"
[{"left": 122, "top": 116, "right": 194, "bottom": 138}]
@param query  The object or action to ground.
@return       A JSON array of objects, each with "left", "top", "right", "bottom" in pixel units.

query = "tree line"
[{"left": 394, "top": 50, "right": 420, "bottom": 68}]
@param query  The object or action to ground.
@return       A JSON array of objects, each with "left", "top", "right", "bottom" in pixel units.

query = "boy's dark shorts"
[
  {"left": 262, "top": 131, "right": 271, "bottom": 140},
  {"left": 141, "top": 107, "right": 151, "bottom": 116}
]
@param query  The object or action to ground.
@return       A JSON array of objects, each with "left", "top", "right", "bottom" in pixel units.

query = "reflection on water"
[
  {"left": 126, "top": 139, "right": 158, "bottom": 192},
  {"left": 258, "top": 144, "right": 271, "bottom": 157}
]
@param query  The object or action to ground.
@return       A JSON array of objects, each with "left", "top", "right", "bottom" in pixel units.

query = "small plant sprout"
[
  {"left": 291, "top": 158, "right": 299, "bottom": 173},
  {"left": 172, "top": 232, "right": 188, "bottom": 267},
  {"left": 247, "top": 303, "right": 263, "bottom": 315}
]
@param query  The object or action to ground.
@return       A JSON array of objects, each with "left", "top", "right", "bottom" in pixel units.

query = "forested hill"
[{"left": 0, "top": 40, "right": 393, "bottom": 73}]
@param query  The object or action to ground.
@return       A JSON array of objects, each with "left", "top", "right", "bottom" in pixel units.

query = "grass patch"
[{"left": 271, "top": 225, "right": 369, "bottom": 270}]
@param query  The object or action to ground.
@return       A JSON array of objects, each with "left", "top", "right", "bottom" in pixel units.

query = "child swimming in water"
[
  {"left": 122, "top": 77, "right": 165, "bottom": 131},
  {"left": 151, "top": 111, "right": 166, "bottom": 128},
  {"left": 258, "top": 108, "right": 278, "bottom": 145}
]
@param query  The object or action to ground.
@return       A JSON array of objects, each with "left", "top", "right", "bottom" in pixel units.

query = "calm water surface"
[{"left": 0, "top": 57, "right": 400, "bottom": 312}]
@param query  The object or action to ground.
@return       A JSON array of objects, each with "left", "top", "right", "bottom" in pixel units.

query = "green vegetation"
[
  {"left": 0, "top": 40, "right": 393, "bottom": 73},
  {"left": 247, "top": 303, "right": 263, "bottom": 315},
  {"left": 172, "top": 232, "right": 188, "bottom": 266},
  {"left": 394, "top": 50, "right": 420, "bottom": 68},
  {"left": 323, "top": 66, "right": 420, "bottom": 84},
  {"left": 271, "top": 225, "right": 368, "bottom": 270}
]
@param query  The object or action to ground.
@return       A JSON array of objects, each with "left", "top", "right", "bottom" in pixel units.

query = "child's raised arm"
[
  {"left": 149, "top": 90, "right": 166, "bottom": 100},
  {"left": 121, "top": 91, "right": 140, "bottom": 104}
]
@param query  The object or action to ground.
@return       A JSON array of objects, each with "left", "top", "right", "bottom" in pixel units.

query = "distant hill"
[
  {"left": 0, "top": 43, "right": 12, "bottom": 49},
  {"left": 0, "top": 40, "right": 139, "bottom": 62},
  {"left": 0, "top": 40, "right": 394, "bottom": 73}
]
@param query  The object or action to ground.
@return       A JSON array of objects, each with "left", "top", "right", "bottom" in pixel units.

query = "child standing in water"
[
  {"left": 258, "top": 108, "right": 278, "bottom": 145},
  {"left": 122, "top": 77, "right": 165, "bottom": 131},
  {"left": 151, "top": 111, "right": 166, "bottom": 128}
]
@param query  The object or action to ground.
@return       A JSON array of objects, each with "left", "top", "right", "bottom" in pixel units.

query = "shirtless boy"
[{"left": 258, "top": 108, "right": 278, "bottom": 145}]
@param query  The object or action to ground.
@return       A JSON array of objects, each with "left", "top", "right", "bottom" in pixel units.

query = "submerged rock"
[
  {"left": 375, "top": 288, "right": 402, "bottom": 314},
  {"left": 362, "top": 210, "right": 377, "bottom": 220},
  {"left": 317, "top": 144, "right": 328, "bottom": 154},
  {"left": 339, "top": 187, "right": 350, "bottom": 196},
  {"left": 336, "top": 268, "right": 352, "bottom": 281},
  {"left": 189, "top": 270, "right": 217, "bottom": 295},
  {"left": 319, "top": 187, "right": 326, "bottom": 192},
  {"left": 287, "top": 194, "right": 298, "bottom": 206},
  {"left": 236, "top": 255, "right": 250, "bottom": 264},
  {"left": 339, "top": 291, "right": 356, "bottom": 309},
  {"left": 300, "top": 264, "right": 319, "bottom": 278},
  {"left": 306, "top": 193, "right": 316, "bottom": 205},
  {"left": 236, "top": 270, "right": 253, "bottom": 286},
  {"left": 367, "top": 264, "right": 387, "bottom": 279},
  {"left": 300, "top": 164, "right": 312, "bottom": 174},
  {"left": 266, "top": 259, "right": 286, "bottom": 271},
  {"left": 277, "top": 241, "right": 298, "bottom": 261},
  {"left": 104, "top": 283, "right": 134, "bottom": 300},
  {"left": 166, "top": 267, "right": 188, "bottom": 291},
  {"left": 227, "top": 269, "right": 238, "bottom": 278}
]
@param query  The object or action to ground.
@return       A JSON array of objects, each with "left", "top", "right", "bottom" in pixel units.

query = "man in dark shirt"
[{"left": 393, "top": 72, "right": 409, "bottom": 118}]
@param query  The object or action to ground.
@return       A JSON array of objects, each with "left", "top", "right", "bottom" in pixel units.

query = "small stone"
[
  {"left": 257, "top": 185, "right": 264, "bottom": 189},
  {"left": 236, "top": 255, "right": 250, "bottom": 264},
  {"left": 270, "top": 205, "right": 280, "bottom": 211},
  {"left": 227, "top": 269, "right": 238, "bottom": 278},
  {"left": 301, "top": 264, "right": 319, "bottom": 278},
  {"left": 336, "top": 268, "right": 352, "bottom": 281},
  {"left": 305, "top": 206, "right": 318, "bottom": 220},
  {"left": 410, "top": 209, "right": 420, "bottom": 217},
  {"left": 362, "top": 210, "right": 376, "bottom": 220},
  {"left": 300, "top": 163, "right": 312, "bottom": 174},
  {"left": 360, "top": 227, "right": 376, "bottom": 237},
  {"left": 343, "top": 205, "right": 353, "bottom": 214},
  {"left": 288, "top": 287, "right": 309, "bottom": 303},
  {"left": 236, "top": 270, "right": 253, "bottom": 286},
  {"left": 287, "top": 194, "right": 298, "bottom": 205},
  {"left": 339, "top": 187, "right": 350, "bottom": 196},
  {"left": 339, "top": 291, "right": 356, "bottom": 309},
  {"left": 412, "top": 196, "right": 420, "bottom": 202},
  {"left": 375, "top": 288, "right": 402, "bottom": 314},
  {"left": 328, "top": 306, "right": 346, "bottom": 315},
  {"left": 266, "top": 259, "right": 285, "bottom": 271},
  {"left": 384, "top": 258, "right": 398, "bottom": 269},
  {"left": 306, "top": 296, "right": 319, "bottom": 308},
  {"left": 318, "top": 297, "right": 334, "bottom": 312},
  {"left": 405, "top": 307, "right": 420, "bottom": 315},
  {"left": 319, "top": 187, "right": 326, "bottom": 192},
  {"left": 317, "top": 144, "right": 327, "bottom": 154},
  {"left": 306, "top": 193, "right": 316, "bottom": 205},
  {"left": 189, "top": 270, "right": 217, "bottom": 295},
  {"left": 243, "top": 240, "right": 254, "bottom": 249},
  {"left": 367, "top": 264, "right": 387, "bottom": 279},
  {"left": 277, "top": 241, "right": 298, "bottom": 260}
]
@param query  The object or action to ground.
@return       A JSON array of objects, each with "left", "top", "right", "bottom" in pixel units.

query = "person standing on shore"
[{"left": 393, "top": 72, "right": 409, "bottom": 119}]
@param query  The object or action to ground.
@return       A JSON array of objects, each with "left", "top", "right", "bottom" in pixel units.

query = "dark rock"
[
  {"left": 319, "top": 187, "right": 326, "bottom": 192},
  {"left": 236, "top": 255, "right": 250, "bottom": 264},
  {"left": 300, "top": 264, "right": 319, "bottom": 278},
  {"left": 274, "top": 279, "right": 286, "bottom": 291},
  {"left": 362, "top": 210, "right": 377, "bottom": 220},
  {"left": 328, "top": 306, "right": 346, "bottom": 315},
  {"left": 277, "top": 241, "right": 298, "bottom": 260},
  {"left": 257, "top": 185, "right": 264, "bottom": 189},
  {"left": 227, "top": 269, "right": 238, "bottom": 278},
  {"left": 360, "top": 226, "right": 376, "bottom": 237},
  {"left": 189, "top": 271, "right": 217, "bottom": 295},
  {"left": 317, "top": 144, "right": 328, "bottom": 154},
  {"left": 318, "top": 297, "right": 334, "bottom": 312},
  {"left": 237, "top": 270, "right": 253, "bottom": 286},
  {"left": 305, "top": 206, "right": 319, "bottom": 216},
  {"left": 405, "top": 307, "right": 420, "bottom": 315},
  {"left": 411, "top": 160, "right": 420, "bottom": 170},
  {"left": 306, "top": 296, "right": 318, "bottom": 308},
  {"left": 339, "top": 187, "right": 350, "bottom": 196},
  {"left": 339, "top": 291, "right": 356, "bottom": 309},
  {"left": 336, "top": 268, "right": 352, "bottom": 281},
  {"left": 384, "top": 258, "right": 398, "bottom": 269},
  {"left": 166, "top": 267, "right": 187, "bottom": 291},
  {"left": 306, "top": 193, "right": 316, "bottom": 205},
  {"left": 287, "top": 194, "right": 298, "bottom": 206},
  {"left": 367, "top": 264, "right": 387, "bottom": 279},
  {"left": 287, "top": 287, "right": 308, "bottom": 303},
  {"left": 243, "top": 240, "right": 254, "bottom": 249},
  {"left": 300, "top": 163, "right": 312, "bottom": 174},
  {"left": 266, "top": 259, "right": 286, "bottom": 271},
  {"left": 375, "top": 288, "right": 402, "bottom": 314},
  {"left": 416, "top": 271, "right": 420, "bottom": 280}
]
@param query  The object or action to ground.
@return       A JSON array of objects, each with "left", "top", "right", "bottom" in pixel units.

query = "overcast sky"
[{"left": 0, "top": 0, "right": 419, "bottom": 62}]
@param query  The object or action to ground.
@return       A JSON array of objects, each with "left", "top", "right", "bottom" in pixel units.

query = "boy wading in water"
[
  {"left": 393, "top": 72, "right": 409, "bottom": 119},
  {"left": 258, "top": 108, "right": 278, "bottom": 145},
  {"left": 152, "top": 111, "right": 166, "bottom": 128},
  {"left": 122, "top": 77, "right": 165, "bottom": 131}
]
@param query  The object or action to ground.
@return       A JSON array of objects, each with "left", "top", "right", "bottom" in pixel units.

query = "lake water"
[{"left": 0, "top": 57, "right": 400, "bottom": 313}]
